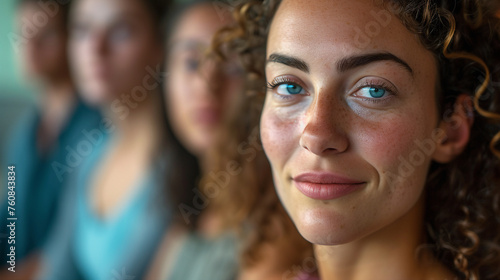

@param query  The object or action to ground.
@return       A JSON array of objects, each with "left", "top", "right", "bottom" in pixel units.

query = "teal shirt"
[{"left": 0, "top": 100, "right": 102, "bottom": 265}]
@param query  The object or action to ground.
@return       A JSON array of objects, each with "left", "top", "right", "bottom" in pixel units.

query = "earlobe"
[{"left": 432, "top": 94, "right": 474, "bottom": 163}]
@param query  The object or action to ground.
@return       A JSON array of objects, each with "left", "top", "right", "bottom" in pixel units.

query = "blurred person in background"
[
  {"left": 146, "top": 1, "right": 313, "bottom": 279},
  {"left": 146, "top": 2, "right": 241, "bottom": 279},
  {"left": 36, "top": 0, "right": 176, "bottom": 279},
  {"left": 0, "top": 0, "right": 102, "bottom": 278}
]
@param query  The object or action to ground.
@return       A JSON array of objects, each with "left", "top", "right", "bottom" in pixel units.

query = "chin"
[
  {"left": 292, "top": 207, "right": 352, "bottom": 245},
  {"left": 80, "top": 86, "right": 114, "bottom": 106}
]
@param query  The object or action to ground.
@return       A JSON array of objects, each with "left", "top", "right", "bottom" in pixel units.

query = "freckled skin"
[{"left": 261, "top": 0, "right": 440, "bottom": 247}]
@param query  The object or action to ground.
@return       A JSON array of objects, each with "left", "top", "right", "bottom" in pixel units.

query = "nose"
[
  {"left": 197, "top": 58, "right": 224, "bottom": 96},
  {"left": 89, "top": 31, "right": 108, "bottom": 57},
  {"left": 299, "top": 93, "right": 349, "bottom": 156}
]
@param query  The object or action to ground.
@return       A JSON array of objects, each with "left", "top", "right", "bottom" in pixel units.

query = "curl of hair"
[{"left": 210, "top": 0, "right": 500, "bottom": 278}]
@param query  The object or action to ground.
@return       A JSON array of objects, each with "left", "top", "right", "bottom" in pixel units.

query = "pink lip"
[
  {"left": 194, "top": 107, "right": 220, "bottom": 126},
  {"left": 292, "top": 172, "right": 365, "bottom": 200}
]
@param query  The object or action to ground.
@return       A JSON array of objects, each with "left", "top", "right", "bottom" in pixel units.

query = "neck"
[
  {"left": 315, "top": 196, "right": 453, "bottom": 280},
  {"left": 39, "top": 78, "right": 76, "bottom": 118},
  {"left": 36, "top": 78, "right": 76, "bottom": 152}
]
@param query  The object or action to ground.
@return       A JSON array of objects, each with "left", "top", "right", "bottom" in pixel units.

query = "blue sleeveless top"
[{"left": 38, "top": 131, "right": 172, "bottom": 280}]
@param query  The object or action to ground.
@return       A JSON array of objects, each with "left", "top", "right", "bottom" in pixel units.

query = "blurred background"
[
  {"left": 0, "top": 0, "right": 34, "bottom": 163},
  {"left": 0, "top": 0, "right": 196, "bottom": 164}
]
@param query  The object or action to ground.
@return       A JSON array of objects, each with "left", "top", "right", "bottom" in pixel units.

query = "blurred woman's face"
[
  {"left": 261, "top": 0, "right": 442, "bottom": 245},
  {"left": 69, "top": 0, "right": 162, "bottom": 105},
  {"left": 166, "top": 4, "right": 243, "bottom": 157},
  {"left": 17, "top": 1, "right": 68, "bottom": 83}
]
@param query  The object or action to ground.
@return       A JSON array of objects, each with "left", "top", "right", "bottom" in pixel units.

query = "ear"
[{"left": 432, "top": 94, "right": 474, "bottom": 163}]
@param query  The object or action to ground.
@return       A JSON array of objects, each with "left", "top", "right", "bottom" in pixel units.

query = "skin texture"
[
  {"left": 261, "top": 0, "right": 470, "bottom": 279},
  {"left": 166, "top": 3, "right": 243, "bottom": 157},
  {"left": 69, "top": 0, "right": 163, "bottom": 105}
]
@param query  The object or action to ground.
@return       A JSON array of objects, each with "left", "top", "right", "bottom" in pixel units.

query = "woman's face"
[
  {"left": 17, "top": 1, "right": 68, "bottom": 83},
  {"left": 261, "top": 0, "right": 442, "bottom": 245},
  {"left": 69, "top": 0, "right": 162, "bottom": 105},
  {"left": 166, "top": 4, "right": 243, "bottom": 157}
]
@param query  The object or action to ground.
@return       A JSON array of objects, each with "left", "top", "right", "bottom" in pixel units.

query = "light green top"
[{"left": 166, "top": 232, "right": 239, "bottom": 280}]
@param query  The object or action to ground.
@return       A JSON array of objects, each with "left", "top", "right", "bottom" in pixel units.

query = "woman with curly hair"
[{"left": 211, "top": 0, "right": 500, "bottom": 279}]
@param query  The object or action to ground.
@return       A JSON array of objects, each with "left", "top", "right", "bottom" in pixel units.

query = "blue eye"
[
  {"left": 358, "top": 86, "right": 387, "bottom": 98},
  {"left": 277, "top": 83, "right": 304, "bottom": 95}
]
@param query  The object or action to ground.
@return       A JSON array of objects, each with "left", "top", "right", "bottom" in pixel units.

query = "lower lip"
[
  {"left": 293, "top": 181, "right": 365, "bottom": 200},
  {"left": 195, "top": 110, "right": 220, "bottom": 126}
]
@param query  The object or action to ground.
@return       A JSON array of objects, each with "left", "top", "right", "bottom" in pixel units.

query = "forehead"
[
  {"left": 71, "top": 0, "right": 149, "bottom": 24},
  {"left": 172, "top": 4, "right": 232, "bottom": 45},
  {"left": 268, "top": 0, "right": 435, "bottom": 76}
]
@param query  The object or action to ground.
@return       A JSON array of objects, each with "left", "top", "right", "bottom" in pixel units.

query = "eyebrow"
[
  {"left": 267, "top": 52, "right": 413, "bottom": 76},
  {"left": 170, "top": 40, "right": 206, "bottom": 52},
  {"left": 338, "top": 52, "right": 413, "bottom": 75},
  {"left": 267, "top": 53, "right": 310, "bottom": 73}
]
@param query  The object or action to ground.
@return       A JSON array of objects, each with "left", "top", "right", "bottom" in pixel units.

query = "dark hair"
[
  {"left": 212, "top": 0, "right": 500, "bottom": 278},
  {"left": 142, "top": 0, "right": 173, "bottom": 44},
  {"left": 17, "top": 0, "right": 72, "bottom": 26}
]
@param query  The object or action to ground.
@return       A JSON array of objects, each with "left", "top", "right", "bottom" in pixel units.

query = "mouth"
[
  {"left": 292, "top": 172, "right": 365, "bottom": 200},
  {"left": 194, "top": 107, "right": 221, "bottom": 126}
]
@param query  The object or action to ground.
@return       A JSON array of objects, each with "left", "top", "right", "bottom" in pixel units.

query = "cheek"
[
  {"left": 358, "top": 116, "right": 417, "bottom": 167},
  {"left": 260, "top": 101, "right": 299, "bottom": 171},
  {"left": 70, "top": 42, "right": 90, "bottom": 79},
  {"left": 44, "top": 43, "right": 67, "bottom": 68},
  {"left": 356, "top": 104, "right": 435, "bottom": 167},
  {"left": 357, "top": 111, "right": 435, "bottom": 207},
  {"left": 167, "top": 85, "right": 189, "bottom": 125}
]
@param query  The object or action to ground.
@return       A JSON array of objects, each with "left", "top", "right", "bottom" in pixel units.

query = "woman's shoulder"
[{"left": 146, "top": 224, "right": 239, "bottom": 280}]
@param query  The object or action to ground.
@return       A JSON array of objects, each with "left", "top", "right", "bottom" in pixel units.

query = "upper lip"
[{"left": 292, "top": 172, "right": 364, "bottom": 184}]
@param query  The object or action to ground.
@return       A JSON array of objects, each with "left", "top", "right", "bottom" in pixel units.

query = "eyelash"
[
  {"left": 266, "top": 76, "right": 306, "bottom": 100},
  {"left": 354, "top": 79, "right": 397, "bottom": 104},
  {"left": 267, "top": 76, "right": 297, "bottom": 90},
  {"left": 266, "top": 76, "right": 398, "bottom": 104}
]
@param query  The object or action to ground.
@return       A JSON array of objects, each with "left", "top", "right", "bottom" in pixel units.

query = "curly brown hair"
[{"left": 207, "top": 0, "right": 500, "bottom": 279}]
